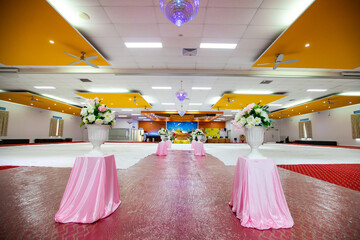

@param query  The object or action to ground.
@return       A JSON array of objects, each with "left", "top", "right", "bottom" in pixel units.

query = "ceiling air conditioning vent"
[
  {"left": 79, "top": 78, "right": 92, "bottom": 82},
  {"left": 182, "top": 48, "right": 197, "bottom": 56},
  {"left": 260, "top": 80, "right": 272, "bottom": 84}
]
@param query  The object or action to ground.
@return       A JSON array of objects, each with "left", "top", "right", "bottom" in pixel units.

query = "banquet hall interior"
[{"left": 0, "top": 0, "right": 359, "bottom": 239}]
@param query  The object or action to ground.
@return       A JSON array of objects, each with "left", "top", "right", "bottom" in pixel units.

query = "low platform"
[{"left": 294, "top": 140, "right": 337, "bottom": 146}]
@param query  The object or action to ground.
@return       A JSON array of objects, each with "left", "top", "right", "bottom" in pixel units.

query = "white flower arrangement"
[
  {"left": 80, "top": 97, "right": 116, "bottom": 127},
  {"left": 193, "top": 128, "right": 205, "bottom": 136},
  {"left": 232, "top": 103, "right": 272, "bottom": 131},
  {"left": 158, "top": 128, "right": 168, "bottom": 135}
]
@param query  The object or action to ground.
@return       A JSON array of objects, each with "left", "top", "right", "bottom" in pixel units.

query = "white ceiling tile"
[
  {"left": 203, "top": 25, "right": 247, "bottom": 38},
  {"left": 159, "top": 24, "right": 203, "bottom": 37},
  {"left": 250, "top": 9, "right": 292, "bottom": 26},
  {"left": 242, "top": 26, "right": 285, "bottom": 39},
  {"left": 162, "top": 37, "right": 201, "bottom": 48},
  {"left": 208, "top": 0, "right": 262, "bottom": 8},
  {"left": 66, "top": 0, "right": 101, "bottom": 7},
  {"left": 197, "top": 49, "right": 234, "bottom": 57},
  {"left": 227, "top": 56, "right": 255, "bottom": 65},
  {"left": 72, "top": 6, "right": 112, "bottom": 24},
  {"left": 237, "top": 39, "right": 272, "bottom": 50},
  {"left": 115, "top": 23, "right": 160, "bottom": 37},
  {"left": 167, "top": 63, "right": 196, "bottom": 69},
  {"left": 99, "top": 0, "right": 155, "bottom": 6},
  {"left": 196, "top": 63, "right": 226, "bottom": 69},
  {"left": 260, "top": 0, "right": 313, "bottom": 10},
  {"left": 224, "top": 64, "right": 242, "bottom": 70},
  {"left": 205, "top": 8, "right": 257, "bottom": 25},
  {"left": 105, "top": 7, "right": 157, "bottom": 23}
]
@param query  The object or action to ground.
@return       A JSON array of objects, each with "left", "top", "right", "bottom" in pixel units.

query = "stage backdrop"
[{"left": 167, "top": 121, "right": 198, "bottom": 132}]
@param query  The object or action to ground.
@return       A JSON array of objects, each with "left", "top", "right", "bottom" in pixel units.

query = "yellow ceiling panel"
[
  {"left": 269, "top": 95, "right": 360, "bottom": 119},
  {"left": 212, "top": 94, "right": 287, "bottom": 110},
  {"left": 254, "top": 0, "right": 360, "bottom": 69},
  {"left": 0, "top": 92, "right": 81, "bottom": 116},
  {"left": 0, "top": 0, "right": 109, "bottom": 66},
  {"left": 75, "top": 93, "right": 152, "bottom": 109}
]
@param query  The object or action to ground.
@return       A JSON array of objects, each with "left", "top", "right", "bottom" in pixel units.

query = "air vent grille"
[
  {"left": 80, "top": 78, "right": 92, "bottom": 82},
  {"left": 182, "top": 48, "right": 197, "bottom": 56}
]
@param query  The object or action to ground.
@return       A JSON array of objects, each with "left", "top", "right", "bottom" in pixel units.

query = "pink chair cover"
[
  {"left": 194, "top": 142, "right": 206, "bottom": 156},
  {"left": 156, "top": 141, "right": 168, "bottom": 156},
  {"left": 166, "top": 140, "right": 172, "bottom": 149},
  {"left": 229, "top": 157, "right": 294, "bottom": 230},
  {"left": 55, "top": 155, "right": 121, "bottom": 224},
  {"left": 191, "top": 140, "right": 196, "bottom": 149}
]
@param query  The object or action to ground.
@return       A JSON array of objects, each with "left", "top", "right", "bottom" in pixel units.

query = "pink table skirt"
[
  {"left": 191, "top": 140, "right": 196, "bottom": 149},
  {"left": 194, "top": 142, "right": 206, "bottom": 156},
  {"left": 229, "top": 157, "right": 294, "bottom": 230},
  {"left": 55, "top": 155, "right": 121, "bottom": 224},
  {"left": 156, "top": 141, "right": 168, "bottom": 156},
  {"left": 166, "top": 140, "right": 172, "bottom": 149}
]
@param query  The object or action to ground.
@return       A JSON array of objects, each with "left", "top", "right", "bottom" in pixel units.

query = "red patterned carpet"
[{"left": 278, "top": 164, "right": 360, "bottom": 191}]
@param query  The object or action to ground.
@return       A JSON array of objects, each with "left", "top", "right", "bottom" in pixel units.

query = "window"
[
  {"left": 0, "top": 110, "right": 9, "bottom": 136},
  {"left": 49, "top": 118, "right": 64, "bottom": 137}
]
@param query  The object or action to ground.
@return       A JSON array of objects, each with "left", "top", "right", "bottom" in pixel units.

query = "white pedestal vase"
[
  {"left": 196, "top": 135, "right": 202, "bottom": 142},
  {"left": 160, "top": 135, "right": 166, "bottom": 142},
  {"left": 87, "top": 124, "right": 110, "bottom": 156},
  {"left": 245, "top": 126, "right": 266, "bottom": 159}
]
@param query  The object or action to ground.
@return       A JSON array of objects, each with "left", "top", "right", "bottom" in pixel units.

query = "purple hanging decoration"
[
  {"left": 178, "top": 110, "right": 186, "bottom": 117},
  {"left": 159, "top": 0, "right": 200, "bottom": 27},
  {"left": 175, "top": 91, "right": 188, "bottom": 102}
]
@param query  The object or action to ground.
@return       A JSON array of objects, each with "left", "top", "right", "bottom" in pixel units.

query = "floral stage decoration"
[
  {"left": 231, "top": 103, "right": 272, "bottom": 131},
  {"left": 158, "top": 128, "right": 169, "bottom": 135},
  {"left": 80, "top": 97, "right": 116, "bottom": 127}
]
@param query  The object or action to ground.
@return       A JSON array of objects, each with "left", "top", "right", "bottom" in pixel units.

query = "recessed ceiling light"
[
  {"left": 122, "top": 109, "right": 133, "bottom": 112},
  {"left": 234, "top": 90, "right": 274, "bottom": 94},
  {"left": 34, "top": 86, "right": 56, "bottom": 89},
  {"left": 165, "top": 109, "right": 176, "bottom": 111},
  {"left": 305, "top": 43, "right": 310, "bottom": 47},
  {"left": 118, "top": 115, "right": 127, "bottom": 117},
  {"left": 62, "top": 110, "right": 64, "bottom": 112},
  {"left": 231, "top": 110, "right": 239, "bottom": 112},
  {"left": 78, "top": 11, "right": 90, "bottom": 20},
  {"left": 88, "top": 88, "right": 128, "bottom": 93},
  {"left": 349, "top": 102, "right": 352, "bottom": 104},
  {"left": 54, "top": 103, "right": 56, "bottom": 105},
  {"left": 49, "top": 40, "right": 55, "bottom": 44},
  {"left": 8, "top": 98, "right": 11, "bottom": 100},
  {"left": 30, "top": 103, "right": 33, "bottom": 105},
  {"left": 189, "top": 103, "right": 202, "bottom": 105},
  {"left": 200, "top": 43, "right": 237, "bottom": 49},
  {"left": 152, "top": 86, "right": 172, "bottom": 89},
  {"left": 124, "top": 42, "right": 162, "bottom": 48},
  {"left": 339, "top": 92, "right": 360, "bottom": 96},
  {"left": 48, "top": 107, "right": 50, "bottom": 109},
  {"left": 307, "top": 89, "right": 327, "bottom": 92},
  {"left": 131, "top": 114, "right": 141, "bottom": 116},
  {"left": 161, "top": 103, "right": 175, "bottom": 105},
  {"left": 192, "top": 87, "right": 212, "bottom": 90}
]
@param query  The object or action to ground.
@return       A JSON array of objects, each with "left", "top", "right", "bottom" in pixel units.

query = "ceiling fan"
[
  {"left": 64, "top": 52, "right": 99, "bottom": 68},
  {"left": 257, "top": 54, "right": 300, "bottom": 70},
  {"left": 30, "top": 96, "right": 43, "bottom": 102},
  {"left": 132, "top": 96, "right": 144, "bottom": 103},
  {"left": 225, "top": 97, "right": 236, "bottom": 104}
]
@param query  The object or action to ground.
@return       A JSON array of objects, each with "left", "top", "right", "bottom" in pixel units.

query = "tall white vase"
[
  {"left": 87, "top": 124, "right": 110, "bottom": 156},
  {"left": 245, "top": 126, "right": 266, "bottom": 159},
  {"left": 160, "top": 135, "right": 166, "bottom": 142},
  {"left": 197, "top": 135, "right": 202, "bottom": 142}
]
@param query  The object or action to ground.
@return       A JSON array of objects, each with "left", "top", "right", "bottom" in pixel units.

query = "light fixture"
[
  {"left": 339, "top": 92, "right": 360, "bottom": 96},
  {"left": 175, "top": 80, "right": 188, "bottom": 102},
  {"left": 166, "top": 109, "right": 176, "bottom": 111},
  {"left": 159, "top": 0, "right": 199, "bottom": 27},
  {"left": 152, "top": 86, "right": 172, "bottom": 89},
  {"left": 283, "top": 99, "right": 312, "bottom": 108},
  {"left": 122, "top": 109, "right": 133, "bottom": 112},
  {"left": 124, "top": 42, "right": 162, "bottom": 48},
  {"left": 49, "top": 40, "right": 55, "bottom": 44},
  {"left": 162, "top": 103, "right": 175, "bottom": 105},
  {"left": 34, "top": 86, "right": 56, "bottom": 89},
  {"left": 307, "top": 89, "right": 327, "bottom": 92},
  {"left": 138, "top": 117, "right": 147, "bottom": 119},
  {"left": 131, "top": 114, "right": 141, "bottom": 116},
  {"left": 189, "top": 103, "right": 202, "bottom": 105},
  {"left": 305, "top": 43, "right": 310, "bottom": 47},
  {"left": 200, "top": 43, "right": 237, "bottom": 49},
  {"left": 42, "top": 94, "right": 77, "bottom": 105},
  {"left": 268, "top": 104, "right": 283, "bottom": 106},
  {"left": 234, "top": 90, "right": 274, "bottom": 94},
  {"left": 192, "top": 87, "right": 212, "bottom": 90},
  {"left": 88, "top": 88, "right": 128, "bottom": 93},
  {"left": 188, "top": 110, "right": 199, "bottom": 111},
  {"left": 231, "top": 110, "right": 239, "bottom": 112},
  {"left": 118, "top": 115, "right": 128, "bottom": 117}
]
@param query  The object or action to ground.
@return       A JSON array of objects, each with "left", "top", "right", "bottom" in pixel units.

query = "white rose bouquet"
[
  {"left": 194, "top": 129, "right": 205, "bottom": 136},
  {"left": 158, "top": 128, "right": 168, "bottom": 135},
  {"left": 80, "top": 97, "right": 116, "bottom": 127},
  {"left": 232, "top": 103, "right": 272, "bottom": 131}
]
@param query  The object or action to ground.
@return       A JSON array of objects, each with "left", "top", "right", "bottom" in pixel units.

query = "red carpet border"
[
  {"left": 0, "top": 166, "right": 19, "bottom": 170},
  {"left": 278, "top": 164, "right": 360, "bottom": 192}
]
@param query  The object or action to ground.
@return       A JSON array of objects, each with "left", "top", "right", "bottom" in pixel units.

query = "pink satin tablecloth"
[
  {"left": 191, "top": 140, "right": 196, "bottom": 149},
  {"left": 55, "top": 155, "right": 121, "bottom": 224},
  {"left": 229, "top": 157, "right": 293, "bottom": 230},
  {"left": 166, "top": 140, "right": 172, "bottom": 149},
  {"left": 156, "top": 141, "right": 168, "bottom": 156},
  {"left": 194, "top": 142, "right": 206, "bottom": 156}
]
